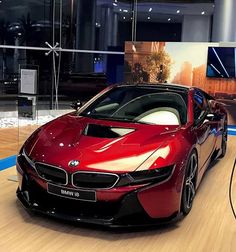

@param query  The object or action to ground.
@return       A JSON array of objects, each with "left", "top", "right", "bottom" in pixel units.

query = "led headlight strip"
[{"left": 116, "top": 165, "right": 175, "bottom": 187}]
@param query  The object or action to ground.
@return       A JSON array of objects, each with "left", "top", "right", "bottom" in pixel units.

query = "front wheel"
[{"left": 181, "top": 151, "right": 198, "bottom": 215}]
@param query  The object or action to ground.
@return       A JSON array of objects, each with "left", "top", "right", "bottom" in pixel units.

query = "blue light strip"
[
  {"left": 228, "top": 125, "right": 236, "bottom": 136},
  {"left": 0, "top": 155, "right": 16, "bottom": 171}
]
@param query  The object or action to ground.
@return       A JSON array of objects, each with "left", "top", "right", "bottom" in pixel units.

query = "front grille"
[
  {"left": 72, "top": 172, "right": 119, "bottom": 189},
  {"left": 35, "top": 163, "right": 67, "bottom": 185}
]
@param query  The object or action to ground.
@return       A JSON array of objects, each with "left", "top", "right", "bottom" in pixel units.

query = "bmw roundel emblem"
[{"left": 68, "top": 160, "right": 80, "bottom": 167}]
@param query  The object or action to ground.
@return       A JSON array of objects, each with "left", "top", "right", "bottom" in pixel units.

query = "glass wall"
[
  {"left": 0, "top": 0, "right": 52, "bottom": 47},
  {"left": 61, "top": 0, "right": 133, "bottom": 51},
  {"left": 0, "top": 0, "right": 215, "bottom": 103},
  {"left": 0, "top": 1, "right": 215, "bottom": 98}
]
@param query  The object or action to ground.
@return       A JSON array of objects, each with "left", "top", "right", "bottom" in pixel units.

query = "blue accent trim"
[
  {"left": 227, "top": 126, "right": 236, "bottom": 136},
  {"left": 228, "top": 131, "right": 236, "bottom": 136},
  {"left": 228, "top": 125, "right": 236, "bottom": 129},
  {"left": 0, "top": 155, "right": 17, "bottom": 171}
]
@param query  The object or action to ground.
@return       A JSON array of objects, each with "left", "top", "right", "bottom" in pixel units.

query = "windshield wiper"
[
  {"left": 80, "top": 113, "right": 156, "bottom": 125},
  {"left": 106, "top": 117, "right": 134, "bottom": 122},
  {"left": 80, "top": 113, "right": 135, "bottom": 122},
  {"left": 80, "top": 113, "right": 108, "bottom": 119}
]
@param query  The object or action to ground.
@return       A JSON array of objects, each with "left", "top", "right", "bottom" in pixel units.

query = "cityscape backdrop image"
[{"left": 124, "top": 42, "right": 236, "bottom": 126}]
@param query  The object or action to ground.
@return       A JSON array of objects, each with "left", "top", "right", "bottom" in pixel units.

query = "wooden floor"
[
  {"left": 1, "top": 130, "right": 236, "bottom": 252},
  {"left": 0, "top": 125, "right": 39, "bottom": 159}
]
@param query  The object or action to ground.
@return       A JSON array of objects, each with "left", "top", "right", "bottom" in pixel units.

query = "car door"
[{"left": 193, "top": 90, "right": 216, "bottom": 170}]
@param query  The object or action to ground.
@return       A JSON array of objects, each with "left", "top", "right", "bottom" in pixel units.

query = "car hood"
[{"left": 25, "top": 113, "right": 180, "bottom": 173}]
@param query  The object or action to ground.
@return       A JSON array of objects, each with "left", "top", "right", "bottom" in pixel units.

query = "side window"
[{"left": 193, "top": 90, "right": 209, "bottom": 123}]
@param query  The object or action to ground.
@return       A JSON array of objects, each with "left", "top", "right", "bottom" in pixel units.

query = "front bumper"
[
  {"left": 16, "top": 151, "right": 182, "bottom": 227},
  {"left": 16, "top": 182, "right": 177, "bottom": 227},
  {"left": 16, "top": 173, "right": 179, "bottom": 227}
]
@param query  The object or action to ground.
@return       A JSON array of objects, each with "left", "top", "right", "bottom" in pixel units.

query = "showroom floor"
[{"left": 0, "top": 135, "right": 236, "bottom": 252}]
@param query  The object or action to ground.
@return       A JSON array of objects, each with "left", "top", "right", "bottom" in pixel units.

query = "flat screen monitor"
[{"left": 206, "top": 47, "right": 235, "bottom": 78}]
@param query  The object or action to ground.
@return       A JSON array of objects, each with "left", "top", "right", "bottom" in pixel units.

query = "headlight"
[{"left": 116, "top": 165, "right": 174, "bottom": 187}]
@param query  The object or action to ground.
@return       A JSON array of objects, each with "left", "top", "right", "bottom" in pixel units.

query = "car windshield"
[{"left": 80, "top": 86, "right": 188, "bottom": 125}]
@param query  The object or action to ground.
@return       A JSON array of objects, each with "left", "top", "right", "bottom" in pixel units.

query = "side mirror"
[{"left": 71, "top": 100, "right": 82, "bottom": 110}]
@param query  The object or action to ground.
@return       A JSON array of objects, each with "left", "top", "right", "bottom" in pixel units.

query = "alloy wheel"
[
  {"left": 181, "top": 151, "right": 198, "bottom": 215},
  {"left": 185, "top": 154, "right": 197, "bottom": 209}
]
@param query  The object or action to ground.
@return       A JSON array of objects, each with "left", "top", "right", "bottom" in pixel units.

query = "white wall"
[{"left": 181, "top": 15, "right": 211, "bottom": 42}]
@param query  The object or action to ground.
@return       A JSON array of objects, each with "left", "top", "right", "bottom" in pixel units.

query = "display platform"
[{"left": 0, "top": 137, "right": 236, "bottom": 251}]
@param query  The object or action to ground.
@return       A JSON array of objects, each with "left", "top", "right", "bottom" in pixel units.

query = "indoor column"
[
  {"left": 75, "top": 0, "right": 96, "bottom": 72},
  {"left": 212, "top": 0, "right": 236, "bottom": 42}
]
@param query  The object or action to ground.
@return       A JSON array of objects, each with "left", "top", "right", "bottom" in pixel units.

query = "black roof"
[{"left": 119, "top": 83, "right": 191, "bottom": 92}]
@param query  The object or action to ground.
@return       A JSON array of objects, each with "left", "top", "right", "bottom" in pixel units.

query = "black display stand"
[{"left": 18, "top": 95, "right": 36, "bottom": 120}]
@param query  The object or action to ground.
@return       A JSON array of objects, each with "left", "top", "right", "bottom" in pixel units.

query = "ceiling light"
[
  {"left": 113, "top": 2, "right": 118, "bottom": 6},
  {"left": 176, "top": 10, "right": 180, "bottom": 14},
  {"left": 149, "top": 7, "right": 152, "bottom": 12},
  {"left": 168, "top": 18, "right": 171, "bottom": 21},
  {"left": 201, "top": 11, "right": 205, "bottom": 15},
  {"left": 147, "top": 16, "right": 151, "bottom": 20},
  {"left": 119, "top": 8, "right": 122, "bottom": 11},
  {"left": 123, "top": 16, "right": 126, "bottom": 20},
  {"left": 123, "top": 9, "right": 128, "bottom": 13}
]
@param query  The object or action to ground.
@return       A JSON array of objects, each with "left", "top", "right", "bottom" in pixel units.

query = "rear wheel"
[
  {"left": 219, "top": 120, "right": 227, "bottom": 158},
  {"left": 181, "top": 151, "right": 198, "bottom": 215}
]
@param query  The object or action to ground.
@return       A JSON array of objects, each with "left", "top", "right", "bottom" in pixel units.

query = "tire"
[
  {"left": 219, "top": 120, "right": 227, "bottom": 158},
  {"left": 181, "top": 151, "right": 198, "bottom": 215}
]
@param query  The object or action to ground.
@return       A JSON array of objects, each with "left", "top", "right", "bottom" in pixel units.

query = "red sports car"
[{"left": 16, "top": 84, "right": 227, "bottom": 226}]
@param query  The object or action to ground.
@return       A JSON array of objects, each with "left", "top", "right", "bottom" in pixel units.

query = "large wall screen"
[{"left": 206, "top": 47, "right": 236, "bottom": 78}]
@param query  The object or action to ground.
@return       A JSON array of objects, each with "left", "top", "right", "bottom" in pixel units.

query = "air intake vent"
[{"left": 83, "top": 124, "right": 135, "bottom": 138}]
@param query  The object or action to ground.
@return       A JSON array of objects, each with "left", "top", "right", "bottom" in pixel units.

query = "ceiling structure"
[
  {"left": 0, "top": 0, "right": 215, "bottom": 24},
  {"left": 108, "top": 1, "right": 215, "bottom": 23}
]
